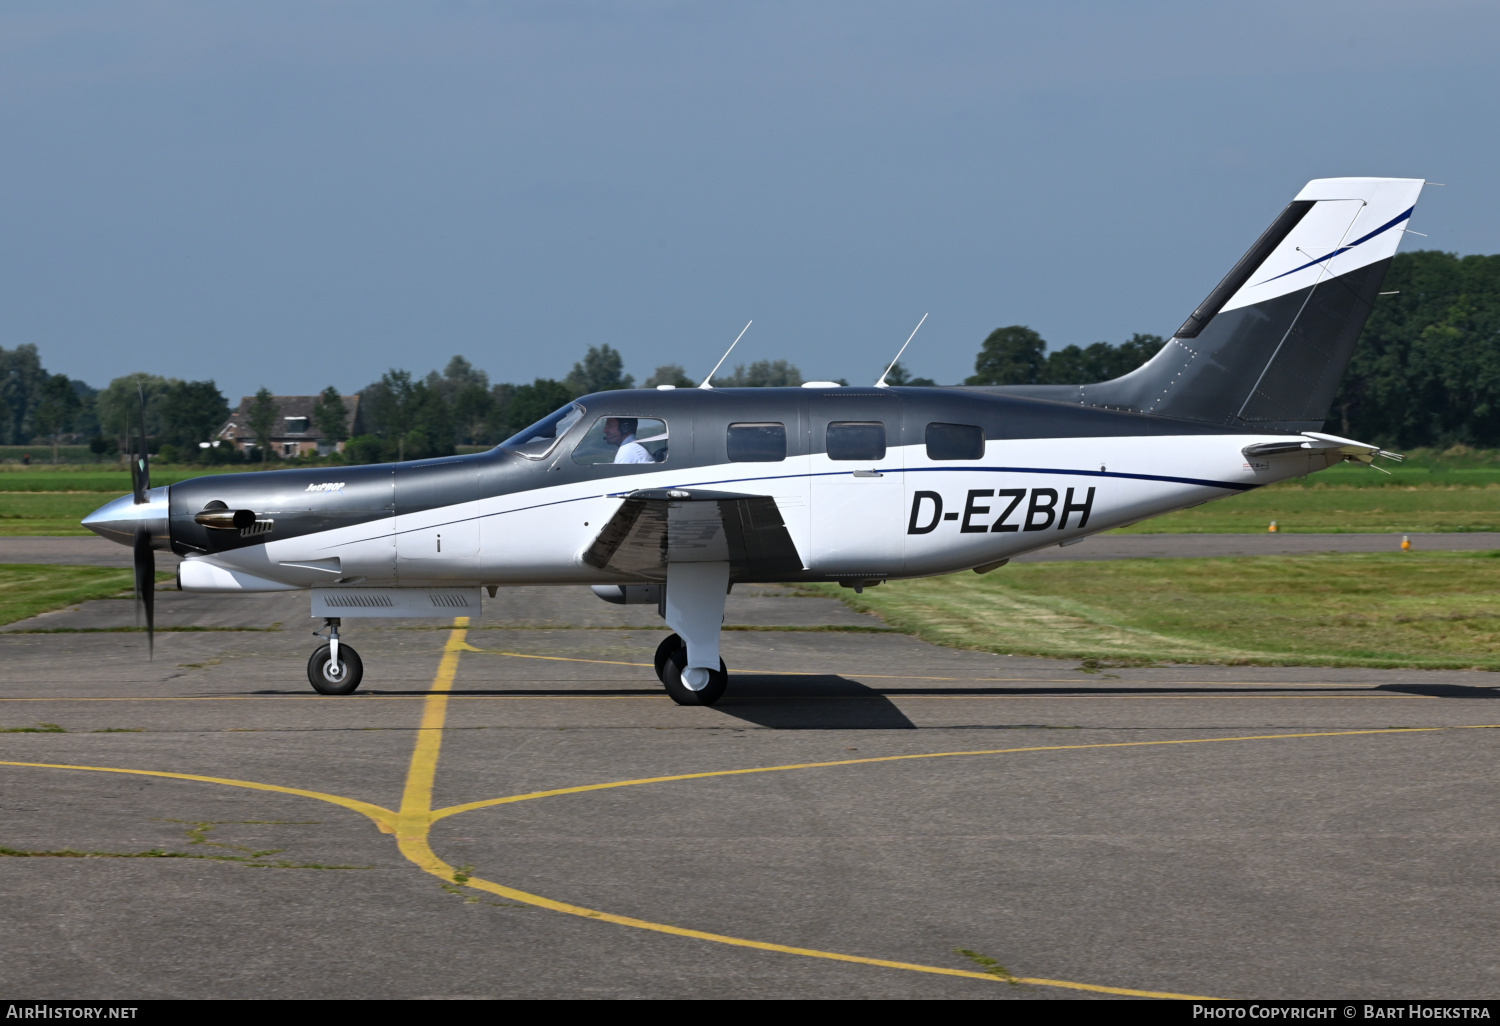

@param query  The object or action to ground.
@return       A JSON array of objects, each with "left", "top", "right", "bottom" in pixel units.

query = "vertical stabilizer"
[{"left": 980, "top": 177, "right": 1425, "bottom": 432}]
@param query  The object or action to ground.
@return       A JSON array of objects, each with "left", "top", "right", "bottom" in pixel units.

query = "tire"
[
  {"left": 660, "top": 644, "right": 728, "bottom": 707},
  {"left": 654, "top": 633, "right": 682, "bottom": 684},
  {"left": 307, "top": 643, "right": 363, "bottom": 695}
]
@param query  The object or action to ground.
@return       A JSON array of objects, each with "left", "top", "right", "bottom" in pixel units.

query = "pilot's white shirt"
[{"left": 614, "top": 435, "right": 655, "bottom": 464}]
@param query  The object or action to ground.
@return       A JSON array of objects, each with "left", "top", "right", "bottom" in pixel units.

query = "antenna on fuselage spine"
[
  {"left": 875, "top": 312, "right": 928, "bottom": 387},
  {"left": 699, "top": 320, "right": 753, "bottom": 388}
]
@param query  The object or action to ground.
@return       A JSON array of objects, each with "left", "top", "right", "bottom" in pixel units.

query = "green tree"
[
  {"left": 434, "top": 355, "right": 489, "bottom": 397},
  {"left": 0, "top": 344, "right": 50, "bottom": 444},
  {"left": 405, "top": 378, "right": 455, "bottom": 460},
  {"left": 68, "top": 381, "right": 100, "bottom": 441},
  {"left": 564, "top": 344, "right": 634, "bottom": 395},
  {"left": 967, "top": 326, "right": 1047, "bottom": 385},
  {"left": 1041, "top": 334, "right": 1165, "bottom": 384},
  {"left": 340, "top": 435, "right": 381, "bottom": 465},
  {"left": 450, "top": 381, "right": 493, "bottom": 445},
  {"left": 312, "top": 387, "right": 351, "bottom": 449},
  {"left": 157, "top": 380, "right": 230, "bottom": 449},
  {"left": 719, "top": 359, "right": 802, "bottom": 387},
  {"left": 484, "top": 382, "right": 517, "bottom": 442},
  {"left": 1042, "top": 342, "right": 1112, "bottom": 384},
  {"left": 882, "top": 361, "right": 937, "bottom": 386},
  {"left": 97, "top": 375, "right": 173, "bottom": 455},
  {"left": 33, "top": 374, "right": 80, "bottom": 464},
  {"left": 505, "top": 379, "right": 574, "bottom": 436},
  {"left": 643, "top": 364, "right": 695, "bottom": 388},
  {"left": 1113, "top": 333, "right": 1168, "bottom": 374},
  {"left": 1336, "top": 250, "right": 1500, "bottom": 447},
  {"left": 247, "top": 388, "right": 279, "bottom": 462},
  {"left": 366, "top": 369, "right": 415, "bottom": 461}
]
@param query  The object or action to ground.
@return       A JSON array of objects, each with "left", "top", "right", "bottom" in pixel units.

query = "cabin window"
[
  {"left": 572, "top": 417, "right": 669, "bottom": 466},
  {"left": 727, "top": 422, "right": 786, "bottom": 462},
  {"left": 925, "top": 422, "right": 985, "bottom": 460},
  {"left": 826, "top": 421, "right": 886, "bottom": 461}
]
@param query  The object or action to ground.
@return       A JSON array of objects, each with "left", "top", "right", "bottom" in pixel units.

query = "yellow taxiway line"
[{"left": 3, "top": 620, "right": 1496, "bottom": 998}]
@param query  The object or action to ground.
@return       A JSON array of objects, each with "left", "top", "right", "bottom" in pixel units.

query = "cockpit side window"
[
  {"left": 572, "top": 417, "right": 669, "bottom": 466},
  {"left": 498, "top": 403, "right": 585, "bottom": 459}
]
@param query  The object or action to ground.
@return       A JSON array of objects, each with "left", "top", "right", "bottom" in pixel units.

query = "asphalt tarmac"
[{"left": 1, "top": 548, "right": 1498, "bottom": 999}]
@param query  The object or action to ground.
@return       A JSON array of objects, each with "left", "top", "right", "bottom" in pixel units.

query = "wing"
[{"left": 581, "top": 489, "right": 804, "bottom": 581}]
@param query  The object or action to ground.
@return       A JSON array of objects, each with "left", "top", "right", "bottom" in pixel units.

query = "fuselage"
[{"left": 86, "top": 385, "right": 1338, "bottom": 591}]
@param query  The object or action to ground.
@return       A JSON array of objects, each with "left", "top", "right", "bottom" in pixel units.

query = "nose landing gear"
[{"left": 308, "top": 617, "right": 363, "bottom": 695}]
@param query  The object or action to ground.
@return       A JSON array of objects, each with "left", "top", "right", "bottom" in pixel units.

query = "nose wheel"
[
  {"left": 308, "top": 617, "right": 363, "bottom": 695},
  {"left": 654, "top": 632, "right": 728, "bottom": 706}
]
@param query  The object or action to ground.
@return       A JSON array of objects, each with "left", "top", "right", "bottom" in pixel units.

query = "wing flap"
[{"left": 581, "top": 490, "right": 803, "bottom": 580}]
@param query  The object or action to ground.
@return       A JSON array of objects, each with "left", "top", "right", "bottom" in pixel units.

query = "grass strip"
[
  {"left": 1110, "top": 484, "right": 1500, "bottom": 534},
  {"left": 804, "top": 551, "right": 1500, "bottom": 671},
  {"left": 0, "top": 564, "right": 175, "bottom": 626}
]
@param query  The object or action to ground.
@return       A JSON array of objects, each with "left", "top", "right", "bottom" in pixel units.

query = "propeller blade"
[
  {"left": 134, "top": 382, "right": 150, "bottom": 503},
  {"left": 133, "top": 526, "right": 154, "bottom": 660},
  {"left": 127, "top": 411, "right": 145, "bottom": 506}
]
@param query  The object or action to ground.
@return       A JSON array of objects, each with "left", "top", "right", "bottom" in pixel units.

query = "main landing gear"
[
  {"left": 654, "top": 561, "right": 732, "bottom": 707},
  {"left": 654, "top": 633, "right": 728, "bottom": 706},
  {"left": 308, "top": 617, "right": 363, "bottom": 695}
]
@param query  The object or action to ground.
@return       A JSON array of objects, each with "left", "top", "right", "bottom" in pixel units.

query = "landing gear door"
[{"left": 395, "top": 459, "right": 480, "bottom": 572}]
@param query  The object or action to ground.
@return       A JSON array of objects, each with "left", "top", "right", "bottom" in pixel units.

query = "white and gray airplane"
[{"left": 84, "top": 177, "right": 1422, "bottom": 704}]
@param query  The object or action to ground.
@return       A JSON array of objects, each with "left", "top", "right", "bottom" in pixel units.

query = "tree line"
[
  {"left": 8, "top": 248, "right": 1497, "bottom": 463},
  {"left": 961, "top": 251, "right": 1500, "bottom": 449},
  {"left": 343, "top": 350, "right": 823, "bottom": 463}
]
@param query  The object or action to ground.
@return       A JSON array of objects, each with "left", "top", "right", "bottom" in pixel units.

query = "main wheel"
[
  {"left": 654, "top": 633, "right": 683, "bottom": 684},
  {"left": 307, "top": 643, "right": 363, "bottom": 695},
  {"left": 660, "top": 645, "right": 728, "bottom": 706}
]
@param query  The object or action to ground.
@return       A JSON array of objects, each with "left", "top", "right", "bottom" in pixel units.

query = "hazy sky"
[{"left": 2, "top": 1, "right": 1497, "bottom": 400}]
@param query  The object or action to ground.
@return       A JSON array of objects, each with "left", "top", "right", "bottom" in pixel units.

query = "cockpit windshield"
[{"left": 497, "top": 402, "right": 585, "bottom": 459}]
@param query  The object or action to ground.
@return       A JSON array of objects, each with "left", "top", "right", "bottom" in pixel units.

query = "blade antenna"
[
  {"left": 699, "top": 321, "right": 753, "bottom": 389},
  {"left": 876, "top": 312, "right": 928, "bottom": 387}
]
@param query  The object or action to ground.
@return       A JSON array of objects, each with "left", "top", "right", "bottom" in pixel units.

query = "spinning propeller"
[{"left": 128, "top": 385, "right": 153, "bottom": 658}]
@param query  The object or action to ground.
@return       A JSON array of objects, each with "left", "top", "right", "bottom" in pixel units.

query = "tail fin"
[{"left": 984, "top": 177, "right": 1425, "bottom": 431}]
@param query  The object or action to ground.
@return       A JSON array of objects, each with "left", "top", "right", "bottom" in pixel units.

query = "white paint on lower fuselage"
[{"left": 183, "top": 433, "right": 1334, "bottom": 591}]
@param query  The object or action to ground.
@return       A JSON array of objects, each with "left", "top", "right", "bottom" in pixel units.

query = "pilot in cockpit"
[{"left": 603, "top": 418, "right": 656, "bottom": 464}]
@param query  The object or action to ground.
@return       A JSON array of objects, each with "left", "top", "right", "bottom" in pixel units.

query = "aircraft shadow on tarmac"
[
  {"left": 1375, "top": 683, "right": 1500, "bottom": 699},
  {"left": 309, "top": 676, "right": 923, "bottom": 729},
  {"left": 238, "top": 679, "right": 1497, "bottom": 730},
  {"left": 708, "top": 674, "right": 917, "bottom": 729}
]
